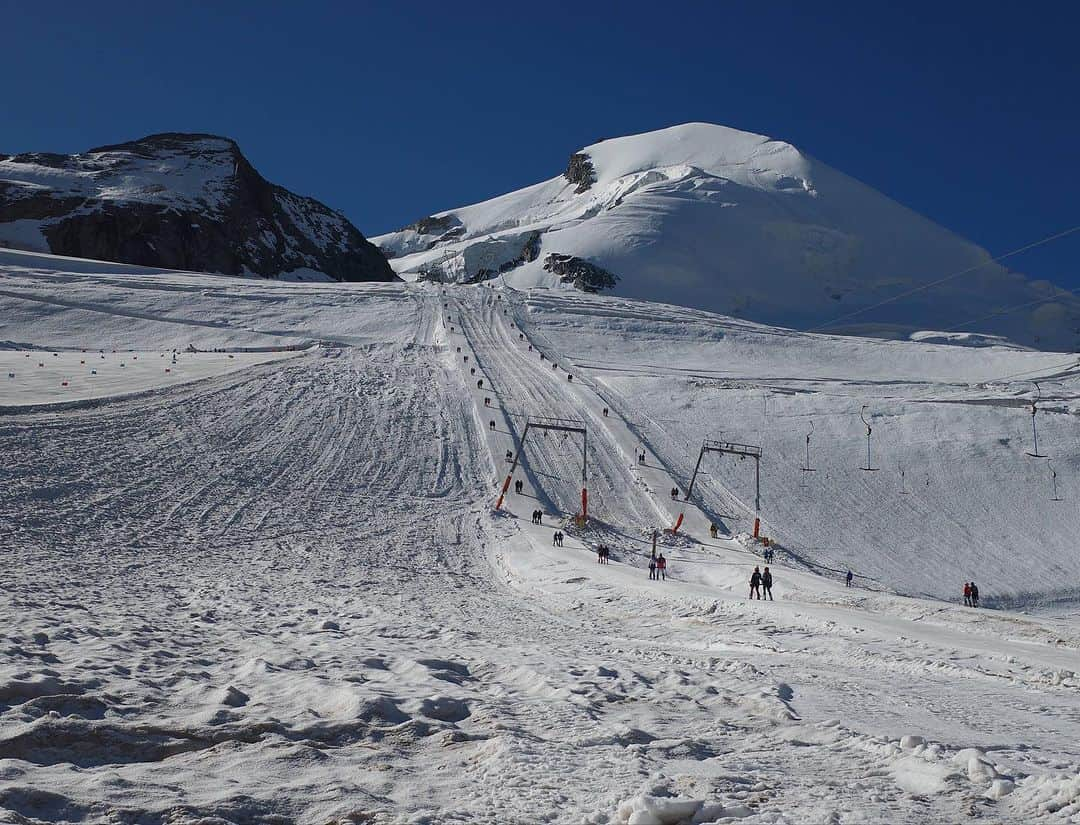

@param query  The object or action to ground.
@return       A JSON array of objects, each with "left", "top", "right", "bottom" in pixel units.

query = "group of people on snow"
[
  {"left": 514, "top": 479, "right": 524, "bottom": 494},
  {"left": 749, "top": 565, "right": 773, "bottom": 600},
  {"left": 531, "top": 509, "right": 544, "bottom": 525},
  {"left": 649, "top": 551, "right": 668, "bottom": 581},
  {"left": 596, "top": 544, "right": 611, "bottom": 564},
  {"left": 963, "top": 581, "right": 981, "bottom": 607},
  {"left": 552, "top": 531, "right": 565, "bottom": 547}
]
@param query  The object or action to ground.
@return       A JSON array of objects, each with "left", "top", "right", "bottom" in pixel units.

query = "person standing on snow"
[
  {"left": 750, "top": 566, "right": 762, "bottom": 600},
  {"left": 846, "top": 570, "right": 853, "bottom": 587},
  {"left": 762, "top": 566, "right": 773, "bottom": 600},
  {"left": 657, "top": 553, "right": 667, "bottom": 581},
  {"left": 963, "top": 582, "right": 972, "bottom": 607},
  {"left": 649, "top": 551, "right": 657, "bottom": 581},
  {"left": 710, "top": 523, "right": 718, "bottom": 539},
  {"left": 970, "top": 582, "right": 980, "bottom": 607}
]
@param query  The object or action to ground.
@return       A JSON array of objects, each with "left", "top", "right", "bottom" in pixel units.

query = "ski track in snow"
[{"left": 2, "top": 260, "right": 1080, "bottom": 823}]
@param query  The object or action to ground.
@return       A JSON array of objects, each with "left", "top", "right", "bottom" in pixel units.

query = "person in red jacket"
[
  {"left": 963, "top": 582, "right": 972, "bottom": 607},
  {"left": 657, "top": 554, "right": 667, "bottom": 581}
]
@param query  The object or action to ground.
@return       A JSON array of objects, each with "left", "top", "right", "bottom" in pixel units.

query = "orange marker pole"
[{"left": 495, "top": 475, "right": 512, "bottom": 510}]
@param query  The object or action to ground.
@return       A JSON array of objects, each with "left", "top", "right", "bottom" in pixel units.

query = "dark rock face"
[
  {"left": 564, "top": 153, "right": 596, "bottom": 193},
  {"left": 0, "top": 133, "right": 398, "bottom": 282},
  {"left": 543, "top": 253, "right": 618, "bottom": 292}
]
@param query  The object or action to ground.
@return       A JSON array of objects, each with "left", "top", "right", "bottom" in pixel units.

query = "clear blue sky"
[{"left": 4, "top": 1, "right": 1078, "bottom": 286}]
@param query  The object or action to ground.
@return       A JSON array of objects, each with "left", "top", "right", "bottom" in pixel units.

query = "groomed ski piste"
[{"left": 4, "top": 248, "right": 1080, "bottom": 824}]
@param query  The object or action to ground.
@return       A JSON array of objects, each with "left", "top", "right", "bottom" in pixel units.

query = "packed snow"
[
  {"left": 3, "top": 251, "right": 1080, "bottom": 824},
  {"left": 374, "top": 123, "right": 1080, "bottom": 351}
]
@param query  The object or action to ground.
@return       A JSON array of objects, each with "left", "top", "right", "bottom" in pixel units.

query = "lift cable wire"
[{"left": 805, "top": 223, "right": 1080, "bottom": 334}]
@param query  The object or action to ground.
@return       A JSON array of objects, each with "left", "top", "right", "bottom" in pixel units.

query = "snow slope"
[
  {"left": 374, "top": 123, "right": 1080, "bottom": 350},
  {"left": 4, "top": 253, "right": 1080, "bottom": 823}
]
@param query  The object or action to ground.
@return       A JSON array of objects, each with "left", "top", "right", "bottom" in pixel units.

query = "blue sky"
[{"left": 4, "top": 1, "right": 1078, "bottom": 286}]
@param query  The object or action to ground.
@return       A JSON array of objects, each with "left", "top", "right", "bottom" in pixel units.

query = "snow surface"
[
  {"left": 373, "top": 123, "right": 1080, "bottom": 351},
  {"left": 4, "top": 252, "right": 1080, "bottom": 823}
]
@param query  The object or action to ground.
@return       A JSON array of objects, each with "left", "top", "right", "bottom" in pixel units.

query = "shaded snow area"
[
  {"left": 3, "top": 255, "right": 1080, "bottom": 823},
  {"left": 373, "top": 123, "right": 1080, "bottom": 351}
]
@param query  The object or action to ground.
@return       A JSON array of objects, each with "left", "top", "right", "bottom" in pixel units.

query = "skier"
[
  {"left": 657, "top": 553, "right": 667, "bottom": 581},
  {"left": 601, "top": 545, "right": 610, "bottom": 564},
  {"left": 489, "top": 420, "right": 496, "bottom": 430},
  {"left": 846, "top": 570, "right": 853, "bottom": 588},
  {"left": 553, "top": 531, "right": 560, "bottom": 547},
  {"left": 597, "top": 544, "right": 604, "bottom": 564},
  {"left": 484, "top": 397, "right": 490, "bottom": 406},
  {"left": 477, "top": 379, "right": 483, "bottom": 389},
  {"left": 670, "top": 487, "right": 679, "bottom": 500},
  {"left": 505, "top": 450, "right": 513, "bottom": 462},
  {"left": 648, "top": 553, "right": 657, "bottom": 581},
  {"left": 970, "top": 582, "right": 980, "bottom": 608},
  {"left": 567, "top": 374, "right": 573, "bottom": 382},
  {"left": 750, "top": 566, "right": 762, "bottom": 600},
  {"left": 602, "top": 407, "right": 608, "bottom": 416},
  {"left": 963, "top": 582, "right": 971, "bottom": 607},
  {"left": 710, "top": 523, "right": 718, "bottom": 539},
  {"left": 537, "top": 511, "right": 543, "bottom": 525},
  {"left": 531, "top": 510, "right": 539, "bottom": 525},
  {"left": 762, "top": 566, "right": 773, "bottom": 600}
]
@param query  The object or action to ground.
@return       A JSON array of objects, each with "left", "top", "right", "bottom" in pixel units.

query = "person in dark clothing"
[
  {"left": 762, "top": 566, "right": 773, "bottom": 600},
  {"left": 750, "top": 566, "right": 762, "bottom": 600},
  {"left": 531, "top": 510, "right": 539, "bottom": 525},
  {"left": 670, "top": 487, "right": 679, "bottom": 499},
  {"left": 537, "top": 511, "right": 543, "bottom": 525},
  {"left": 710, "top": 523, "right": 718, "bottom": 539},
  {"left": 970, "top": 582, "right": 980, "bottom": 607},
  {"left": 657, "top": 554, "right": 667, "bottom": 581},
  {"left": 648, "top": 554, "right": 657, "bottom": 580},
  {"left": 489, "top": 420, "right": 496, "bottom": 430},
  {"left": 597, "top": 545, "right": 604, "bottom": 564},
  {"left": 846, "top": 570, "right": 853, "bottom": 587},
  {"left": 602, "top": 545, "right": 610, "bottom": 564}
]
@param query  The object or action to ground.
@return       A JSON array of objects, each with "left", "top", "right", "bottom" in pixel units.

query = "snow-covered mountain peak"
[
  {"left": 581, "top": 122, "right": 815, "bottom": 195},
  {"left": 374, "top": 122, "right": 1079, "bottom": 351},
  {"left": 0, "top": 133, "right": 397, "bottom": 282}
]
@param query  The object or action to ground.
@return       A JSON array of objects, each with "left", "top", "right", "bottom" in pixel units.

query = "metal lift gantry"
[
  {"left": 496, "top": 415, "right": 589, "bottom": 520},
  {"left": 676, "top": 438, "right": 762, "bottom": 532}
]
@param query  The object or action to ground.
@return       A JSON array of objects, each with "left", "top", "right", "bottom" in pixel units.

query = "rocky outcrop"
[
  {"left": 564, "top": 153, "right": 596, "bottom": 193},
  {"left": 0, "top": 133, "right": 397, "bottom": 282},
  {"left": 543, "top": 253, "right": 618, "bottom": 292}
]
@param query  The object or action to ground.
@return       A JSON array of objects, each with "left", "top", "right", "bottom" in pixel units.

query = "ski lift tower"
[
  {"left": 496, "top": 414, "right": 589, "bottom": 520},
  {"left": 1027, "top": 382, "right": 1047, "bottom": 458},
  {"left": 680, "top": 438, "right": 762, "bottom": 531}
]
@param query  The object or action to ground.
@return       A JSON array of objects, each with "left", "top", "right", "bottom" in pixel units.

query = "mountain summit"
[
  {"left": 374, "top": 123, "right": 1078, "bottom": 349},
  {"left": 0, "top": 133, "right": 397, "bottom": 283}
]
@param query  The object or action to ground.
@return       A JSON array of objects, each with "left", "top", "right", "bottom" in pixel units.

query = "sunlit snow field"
[{"left": 3, "top": 250, "right": 1080, "bottom": 824}]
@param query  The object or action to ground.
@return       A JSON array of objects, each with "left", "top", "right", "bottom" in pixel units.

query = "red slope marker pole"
[
  {"left": 672, "top": 512, "right": 684, "bottom": 533},
  {"left": 495, "top": 475, "right": 512, "bottom": 510}
]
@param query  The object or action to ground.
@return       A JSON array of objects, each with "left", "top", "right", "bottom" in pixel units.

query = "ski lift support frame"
[
  {"left": 684, "top": 437, "right": 762, "bottom": 514},
  {"left": 495, "top": 414, "right": 589, "bottom": 519}
]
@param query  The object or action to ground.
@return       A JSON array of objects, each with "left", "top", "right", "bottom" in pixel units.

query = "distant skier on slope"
[
  {"left": 846, "top": 570, "right": 853, "bottom": 587},
  {"left": 648, "top": 553, "right": 657, "bottom": 580},
  {"left": 963, "top": 582, "right": 972, "bottom": 606},
  {"left": 762, "top": 566, "right": 773, "bottom": 600},
  {"left": 657, "top": 553, "right": 667, "bottom": 581},
  {"left": 750, "top": 566, "right": 762, "bottom": 600},
  {"left": 970, "top": 582, "right": 980, "bottom": 607},
  {"left": 710, "top": 523, "right": 718, "bottom": 539}
]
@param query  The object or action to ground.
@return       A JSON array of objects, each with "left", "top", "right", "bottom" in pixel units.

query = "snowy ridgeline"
[
  {"left": 4, "top": 251, "right": 1080, "bottom": 823},
  {"left": 373, "top": 122, "right": 1080, "bottom": 351}
]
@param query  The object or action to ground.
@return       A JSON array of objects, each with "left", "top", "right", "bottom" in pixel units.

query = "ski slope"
[{"left": 3, "top": 252, "right": 1080, "bottom": 823}]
